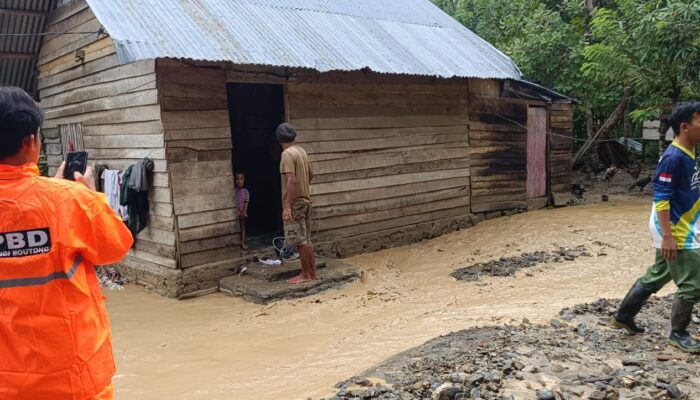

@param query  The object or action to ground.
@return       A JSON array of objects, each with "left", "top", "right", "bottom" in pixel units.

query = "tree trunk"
[
  {"left": 623, "top": 103, "right": 633, "bottom": 138},
  {"left": 573, "top": 87, "right": 634, "bottom": 164},
  {"left": 658, "top": 115, "right": 670, "bottom": 155},
  {"left": 659, "top": 85, "right": 681, "bottom": 155},
  {"left": 585, "top": 107, "right": 598, "bottom": 163},
  {"left": 598, "top": 87, "right": 634, "bottom": 138}
]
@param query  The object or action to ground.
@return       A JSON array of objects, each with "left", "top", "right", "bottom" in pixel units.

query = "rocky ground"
[
  {"left": 451, "top": 246, "right": 593, "bottom": 282},
  {"left": 325, "top": 295, "right": 700, "bottom": 400}
]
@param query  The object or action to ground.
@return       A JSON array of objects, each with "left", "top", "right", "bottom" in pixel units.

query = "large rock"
[{"left": 431, "top": 383, "right": 462, "bottom": 400}]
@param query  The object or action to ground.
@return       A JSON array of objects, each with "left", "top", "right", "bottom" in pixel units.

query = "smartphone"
[{"left": 64, "top": 151, "right": 88, "bottom": 181}]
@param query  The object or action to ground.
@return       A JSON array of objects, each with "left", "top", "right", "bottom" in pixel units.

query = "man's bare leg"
[
  {"left": 288, "top": 243, "right": 314, "bottom": 284},
  {"left": 307, "top": 241, "right": 318, "bottom": 279}
]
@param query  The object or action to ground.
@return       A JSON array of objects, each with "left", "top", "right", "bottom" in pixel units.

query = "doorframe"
[{"left": 225, "top": 79, "right": 288, "bottom": 237}]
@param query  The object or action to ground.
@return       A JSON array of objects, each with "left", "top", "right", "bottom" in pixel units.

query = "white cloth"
[{"left": 102, "top": 170, "right": 121, "bottom": 213}]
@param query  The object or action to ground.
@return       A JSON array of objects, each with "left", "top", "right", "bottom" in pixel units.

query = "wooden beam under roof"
[
  {"left": 0, "top": 8, "right": 50, "bottom": 18},
  {"left": 0, "top": 52, "right": 38, "bottom": 60}
]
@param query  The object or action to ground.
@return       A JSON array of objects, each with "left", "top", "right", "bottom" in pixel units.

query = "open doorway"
[{"left": 227, "top": 83, "right": 285, "bottom": 249}]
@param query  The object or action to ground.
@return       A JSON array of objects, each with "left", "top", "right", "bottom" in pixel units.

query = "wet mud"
[
  {"left": 106, "top": 198, "right": 667, "bottom": 400},
  {"left": 327, "top": 295, "right": 699, "bottom": 400}
]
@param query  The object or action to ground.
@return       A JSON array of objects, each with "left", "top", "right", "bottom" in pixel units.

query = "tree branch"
[{"left": 573, "top": 86, "right": 634, "bottom": 164}]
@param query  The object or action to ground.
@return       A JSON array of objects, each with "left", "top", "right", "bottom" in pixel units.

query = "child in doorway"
[{"left": 235, "top": 172, "right": 250, "bottom": 249}]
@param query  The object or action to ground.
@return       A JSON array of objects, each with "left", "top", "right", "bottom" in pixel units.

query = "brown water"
[{"left": 108, "top": 199, "right": 670, "bottom": 400}]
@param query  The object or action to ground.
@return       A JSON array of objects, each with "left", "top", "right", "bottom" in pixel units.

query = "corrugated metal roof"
[
  {"left": 84, "top": 0, "right": 522, "bottom": 80},
  {"left": 0, "top": 0, "right": 57, "bottom": 98}
]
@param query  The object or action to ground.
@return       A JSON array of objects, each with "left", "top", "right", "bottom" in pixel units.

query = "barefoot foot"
[{"left": 287, "top": 274, "right": 313, "bottom": 284}]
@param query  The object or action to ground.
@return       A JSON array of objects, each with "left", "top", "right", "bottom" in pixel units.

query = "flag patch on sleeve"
[{"left": 659, "top": 173, "right": 672, "bottom": 183}]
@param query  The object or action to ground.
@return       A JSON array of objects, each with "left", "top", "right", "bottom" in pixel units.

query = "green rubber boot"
[
  {"left": 668, "top": 296, "right": 700, "bottom": 353},
  {"left": 610, "top": 281, "right": 654, "bottom": 334}
]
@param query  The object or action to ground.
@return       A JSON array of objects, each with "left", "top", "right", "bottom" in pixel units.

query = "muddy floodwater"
[{"left": 107, "top": 198, "right": 670, "bottom": 400}]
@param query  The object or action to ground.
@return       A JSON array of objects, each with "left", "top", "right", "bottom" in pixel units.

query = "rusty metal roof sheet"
[{"left": 84, "top": 0, "right": 522, "bottom": 79}]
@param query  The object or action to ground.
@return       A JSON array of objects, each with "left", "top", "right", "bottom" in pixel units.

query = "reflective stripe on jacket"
[{"left": 0, "top": 163, "right": 133, "bottom": 400}]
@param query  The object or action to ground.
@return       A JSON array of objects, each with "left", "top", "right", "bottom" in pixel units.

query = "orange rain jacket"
[{"left": 0, "top": 163, "right": 133, "bottom": 400}]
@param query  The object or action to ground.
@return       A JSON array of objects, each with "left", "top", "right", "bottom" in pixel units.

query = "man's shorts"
[{"left": 284, "top": 202, "right": 311, "bottom": 247}]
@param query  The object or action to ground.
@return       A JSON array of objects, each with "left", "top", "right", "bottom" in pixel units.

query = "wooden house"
[{"left": 5, "top": 0, "right": 574, "bottom": 297}]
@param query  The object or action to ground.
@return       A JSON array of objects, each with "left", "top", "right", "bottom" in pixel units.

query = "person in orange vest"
[{"left": 0, "top": 86, "right": 133, "bottom": 399}]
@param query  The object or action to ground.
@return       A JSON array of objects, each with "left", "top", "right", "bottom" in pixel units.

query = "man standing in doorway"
[{"left": 277, "top": 123, "right": 317, "bottom": 284}]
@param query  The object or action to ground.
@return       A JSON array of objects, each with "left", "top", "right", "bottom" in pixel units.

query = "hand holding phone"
[
  {"left": 74, "top": 166, "right": 96, "bottom": 192},
  {"left": 63, "top": 151, "right": 88, "bottom": 181},
  {"left": 57, "top": 152, "right": 96, "bottom": 191}
]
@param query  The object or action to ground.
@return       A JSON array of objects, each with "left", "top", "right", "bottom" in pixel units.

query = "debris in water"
[{"left": 96, "top": 266, "right": 126, "bottom": 290}]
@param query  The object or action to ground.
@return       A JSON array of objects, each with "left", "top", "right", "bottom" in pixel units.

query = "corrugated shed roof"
[
  {"left": 0, "top": 0, "right": 57, "bottom": 98},
  {"left": 84, "top": 0, "right": 522, "bottom": 80}
]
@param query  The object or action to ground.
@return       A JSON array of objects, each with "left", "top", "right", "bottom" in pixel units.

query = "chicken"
[
  {"left": 626, "top": 164, "right": 642, "bottom": 181},
  {"left": 604, "top": 165, "right": 618, "bottom": 182},
  {"left": 571, "top": 183, "right": 585, "bottom": 199},
  {"left": 629, "top": 176, "right": 652, "bottom": 192}
]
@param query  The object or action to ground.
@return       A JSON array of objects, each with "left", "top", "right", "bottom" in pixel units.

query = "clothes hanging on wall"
[
  {"left": 129, "top": 158, "right": 153, "bottom": 191},
  {"left": 120, "top": 158, "right": 154, "bottom": 235},
  {"left": 102, "top": 169, "right": 122, "bottom": 214},
  {"left": 94, "top": 163, "right": 108, "bottom": 192}
]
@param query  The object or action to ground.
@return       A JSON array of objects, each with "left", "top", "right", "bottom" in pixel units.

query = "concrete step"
[
  {"left": 219, "top": 260, "right": 359, "bottom": 304},
  {"left": 243, "top": 259, "right": 327, "bottom": 282}
]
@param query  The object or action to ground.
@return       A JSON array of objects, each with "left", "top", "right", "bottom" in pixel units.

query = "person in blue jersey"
[{"left": 611, "top": 102, "right": 700, "bottom": 353}]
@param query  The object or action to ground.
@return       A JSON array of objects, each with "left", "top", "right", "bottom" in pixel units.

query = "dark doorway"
[{"left": 227, "top": 83, "right": 285, "bottom": 244}]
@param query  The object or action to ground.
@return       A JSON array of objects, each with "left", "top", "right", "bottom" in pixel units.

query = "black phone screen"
[{"left": 64, "top": 151, "right": 88, "bottom": 181}]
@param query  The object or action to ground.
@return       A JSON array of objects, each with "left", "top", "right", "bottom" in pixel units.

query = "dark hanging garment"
[
  {"left": 94, "top": 163, "right": 108, "bottom": 192},
  {"left": 119, "top": 158, "right": 153, "bottom": 236}
]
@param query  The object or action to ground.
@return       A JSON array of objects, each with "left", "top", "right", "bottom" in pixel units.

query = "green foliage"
[
  {"left": 38, "top": 146, "right": 48, "bottom": 177},
  {"left": 584, "top": 0, "right": 700, "bottom": 121},
  {"left": 433, "top": 0, "right": 583, "bottom": 92},
  {"left": 432, "top": 0, "right": 700, "bottom": 133}
]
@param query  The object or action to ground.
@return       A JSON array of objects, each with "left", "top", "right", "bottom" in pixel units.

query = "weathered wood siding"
[
  {"left": 38, "top": 1, "right": 174, "bottom": 279},
  {"left": 467, "top": 79, "right": 529, "bottom": 214},
  {"left": 549, "top": 102, "right": 574, "bottom": 194},
  {"left": 287, "top": 72, "right": 472, "bottom": 245},
  {"left": 157, "top": 59, "right": 239, "bottom": 276}
]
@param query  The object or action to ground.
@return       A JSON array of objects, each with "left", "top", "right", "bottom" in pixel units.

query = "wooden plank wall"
[
  {"left": 37, "top": 0, "right": 175, "bottom": 274},
  {"left": 287, "top": 71, "right": 471, "bottom": 242},
  {"left": 549, "top": 102, "right": 574, "bottom": 193},
  {"left": 157, "top": 59, "right": 239, "bottom": 271},
  {"left": 467, "top": 79, "right": 529, "bottom": 214}
]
